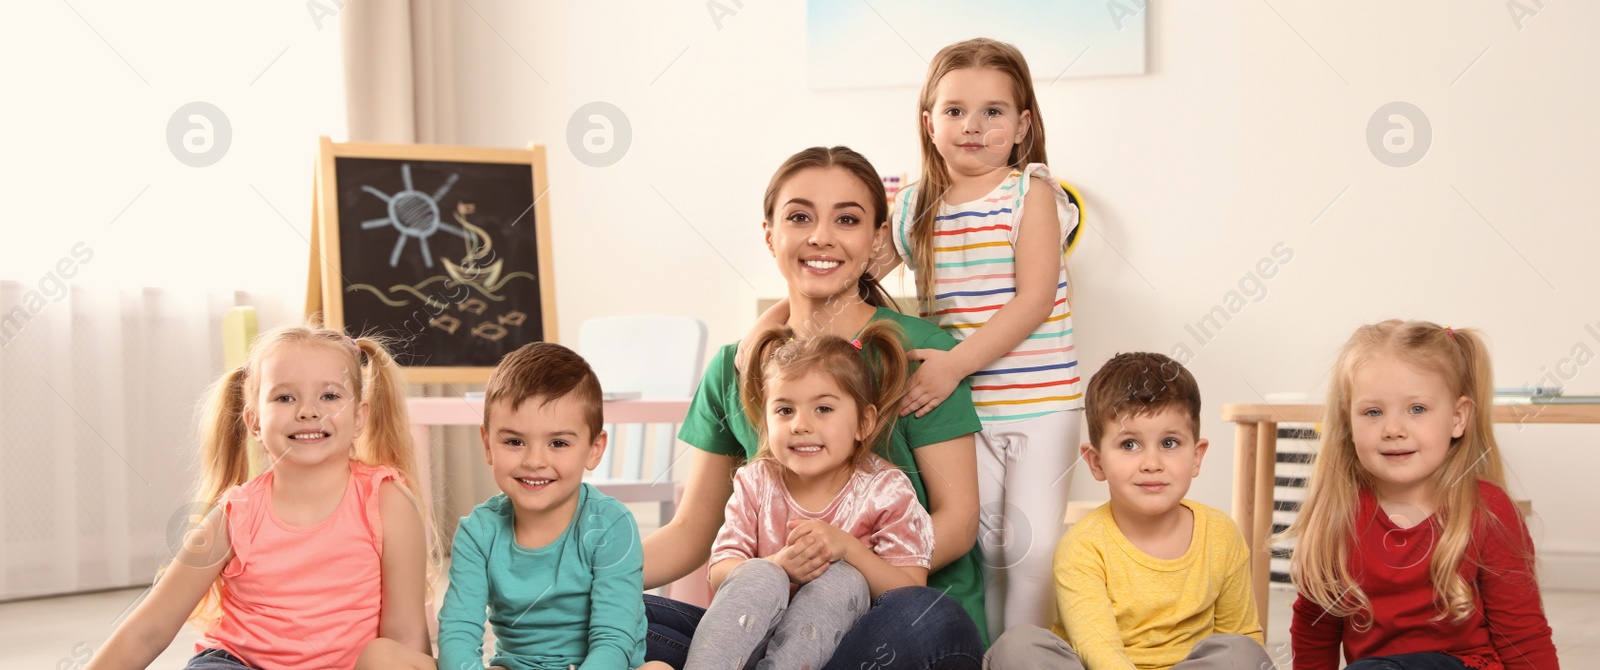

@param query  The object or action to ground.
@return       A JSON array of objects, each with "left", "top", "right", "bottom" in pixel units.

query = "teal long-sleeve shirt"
[{"left": 437, "top": 483, "right": 646, "bottom": 670}]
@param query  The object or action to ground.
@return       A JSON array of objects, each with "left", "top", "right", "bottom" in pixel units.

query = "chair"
[{"left": 578, "top": 316, "right": 707, "bottom": 529}]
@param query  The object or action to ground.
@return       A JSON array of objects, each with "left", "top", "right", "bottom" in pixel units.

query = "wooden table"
[
  {"left": 1221, "top": 400, "right": 1600, "bottom": 637},
  {"left": 406, "top": 397, "right": 692, "bottom": 500}
]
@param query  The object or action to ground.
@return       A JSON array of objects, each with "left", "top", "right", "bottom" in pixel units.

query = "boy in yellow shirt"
[{"left": 985, "top": 352, "right": 1275, "bottom": 670}]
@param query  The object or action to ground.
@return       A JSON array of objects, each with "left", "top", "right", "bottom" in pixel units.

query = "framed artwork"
[{"left": 808, "top": 0, "right": 1147, "bottom": 89}]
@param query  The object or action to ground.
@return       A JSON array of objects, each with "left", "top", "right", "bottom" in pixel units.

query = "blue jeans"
[
  {"left": 1345, "top": 652, "right": 1469, "bottom": 670},
  {"left": 646, "top": 586, "right": 984, "bottom": 669},
  {"left": 182, "top": 648, "right": 254, "bottom": 669}
]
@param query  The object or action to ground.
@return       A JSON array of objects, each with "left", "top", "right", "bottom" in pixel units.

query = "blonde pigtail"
[
  {"left": 183, "top": 363, "right": 254, "bottom": 628},
  {"left": 351, "top": 335, "right": 444, "bottom": 603}
]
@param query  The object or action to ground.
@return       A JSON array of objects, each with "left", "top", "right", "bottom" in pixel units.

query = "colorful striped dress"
[{"left": 891, "top": 163, "right": 1083, "bottom": 424}]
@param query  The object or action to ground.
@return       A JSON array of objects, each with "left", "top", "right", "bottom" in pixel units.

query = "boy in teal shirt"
[{"left": 362, "top": 343, "right": 665, "bottom": 670}]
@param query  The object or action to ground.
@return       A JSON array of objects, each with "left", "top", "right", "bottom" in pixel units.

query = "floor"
[
  {"left": 1257, "top": 587, "right": 1598, "bottom": 668},
  {"left": 3, "top": 582, "right": 1594, "bottom": 668}
]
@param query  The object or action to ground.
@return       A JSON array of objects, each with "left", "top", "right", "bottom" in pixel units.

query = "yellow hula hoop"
[{"left": 1059, "top": 179, "right": 1085, "bottom": 258}]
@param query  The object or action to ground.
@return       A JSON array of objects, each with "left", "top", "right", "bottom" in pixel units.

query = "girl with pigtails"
[
  {"left": 682, "top": 321, "right": 934, "bottom": 669},
  {"left": 89, "top": 325, "right": 435, "bottom": 670}
]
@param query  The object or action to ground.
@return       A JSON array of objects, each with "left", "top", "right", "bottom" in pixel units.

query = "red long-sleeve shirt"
[{"left": 1290, "top": 480, "right": 1558, "bottom": 670}]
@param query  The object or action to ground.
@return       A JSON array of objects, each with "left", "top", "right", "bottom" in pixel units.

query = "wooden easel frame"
[{"left": 306, "top": 136, "right": 556, "bottom": 383}]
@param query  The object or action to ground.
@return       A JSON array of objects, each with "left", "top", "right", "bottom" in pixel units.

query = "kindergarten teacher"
[{"left": 640, "top": 146, "right": 988, "bottom": 668}]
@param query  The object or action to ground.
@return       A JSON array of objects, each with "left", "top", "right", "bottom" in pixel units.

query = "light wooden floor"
[
  {"left": 1257, "top": 586, "right": 1597, "bottom": 668},
  {"left": 3, "top": 583, "right": 1595, "bottom": 668}
]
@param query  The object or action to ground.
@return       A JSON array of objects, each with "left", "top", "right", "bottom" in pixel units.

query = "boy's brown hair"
[
  {"left": 1083, "top": 352, "right": 1201, "bottom": 447},
  {"left": 483, "top": 342, "right": 604, "bottom": 439}
]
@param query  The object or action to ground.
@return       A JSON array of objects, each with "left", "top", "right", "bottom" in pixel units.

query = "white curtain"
[
  {"left": 341, "top": 0, "right": 456, "bottom": 145},
  {"left": 339, "top": 0, "right": 495, "bottom": 537},
  {"left": 0, "top": 284, "right": 289, "bottom": 600}
]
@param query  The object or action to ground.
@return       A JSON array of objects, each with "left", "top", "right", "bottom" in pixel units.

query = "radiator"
[{"left": 1270, "top": 425, "right": 1318, "bottom": 588}]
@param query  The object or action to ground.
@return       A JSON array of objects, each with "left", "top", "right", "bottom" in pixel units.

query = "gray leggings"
[
  {"left": 684, "top": 558, "right": 870, "bottom": 670},
  {"left": 984, "top": 626, "right": 1278, "bottom": 670}
]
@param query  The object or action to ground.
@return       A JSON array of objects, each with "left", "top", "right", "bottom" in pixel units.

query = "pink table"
[
  {"left": 406, "top": 396, "right": 712, "bottom": 605},
  {"left": 406, "top": 397, "right": 692, "bottom": 496}
]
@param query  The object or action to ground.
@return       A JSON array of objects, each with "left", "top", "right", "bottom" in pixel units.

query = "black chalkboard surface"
[{"left": 308, "top": 138, "right": 555, "bottom": 383}]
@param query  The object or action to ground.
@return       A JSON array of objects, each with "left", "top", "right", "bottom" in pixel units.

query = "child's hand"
[
  {"left": 770, "top": 536, "right": 829, "bottom": 584},
  {"left": 902, "top": 348, "right": 966, "bottom": 418},
  {"left": 786, "top": 519, "right": 860, "bottom": 562}
]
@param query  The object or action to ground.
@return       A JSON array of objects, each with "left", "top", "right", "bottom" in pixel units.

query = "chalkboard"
[{"left": 307, "top": 138, "right": 555, "bottom": 383}]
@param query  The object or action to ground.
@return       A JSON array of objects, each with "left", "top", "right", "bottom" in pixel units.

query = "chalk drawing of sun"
[{"left": 360, "top": 163, "right": 469, "bottom": 268}]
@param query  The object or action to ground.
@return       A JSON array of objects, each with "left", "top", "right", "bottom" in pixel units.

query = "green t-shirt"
[{"left": 677, "top": 307, "right": 989, "bottom": 642}]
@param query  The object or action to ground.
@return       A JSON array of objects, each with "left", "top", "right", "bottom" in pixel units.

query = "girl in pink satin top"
[{"left": 684, "top": 321, "right": 935, "bottom": 668}]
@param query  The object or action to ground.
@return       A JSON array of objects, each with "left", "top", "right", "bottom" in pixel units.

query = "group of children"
[{"left": 88, "top": 37, "right": 1559, "bottom": 670}]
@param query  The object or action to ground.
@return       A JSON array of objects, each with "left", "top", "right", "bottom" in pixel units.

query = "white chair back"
[{"left": 577, "top": 315, "right": 707, "bottom": 526}]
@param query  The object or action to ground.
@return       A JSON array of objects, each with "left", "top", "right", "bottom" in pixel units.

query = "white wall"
[
  {"left": 6, "top": 0, "right": 1593, "bottom": 588},
  {"left": 2, "top": 2, "right": 346, "bottom": 600},
  {"left": 443, "top": 0, "right": 1600, "bottom": 587},
  {"left": 3, "top": 1, "right": 347, "bottom": 300}
]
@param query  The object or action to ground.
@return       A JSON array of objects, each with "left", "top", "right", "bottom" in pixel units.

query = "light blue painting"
[{"left": 808, "top": 0, "right": 1147, "bottom": 89}]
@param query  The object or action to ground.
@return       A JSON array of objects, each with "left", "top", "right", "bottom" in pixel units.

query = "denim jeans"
[
  {"left": 646, "top": 585, "right": 984, "bottom": 669},
  {"left": 1345, "top": 652, "right": 1470, "bottom": 670},
  {"left": 182, "top": 649, "right": 254, "bottom": 669}
]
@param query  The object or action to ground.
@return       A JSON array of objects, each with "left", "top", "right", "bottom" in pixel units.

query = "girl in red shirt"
[{"left": 1284, "top": 320, "right": 1558, "bottom": 670}]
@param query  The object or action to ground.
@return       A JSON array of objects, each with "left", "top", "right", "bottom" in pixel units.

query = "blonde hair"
[
  {"left": 909, "top": 38, "right": 1048, "bottom": 314},
  {"left": 739, "top": 321, "right": 910, "bottom": 472},
  {"left": 185, "top": 324, "right": 436, "bottom": 627},
  {"left": 1284, "top": 319, "right": 1522, "bottom": 628}
]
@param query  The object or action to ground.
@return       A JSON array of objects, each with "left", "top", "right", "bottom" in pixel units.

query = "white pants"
[{"left": 975, "top": 409, "right": 1082, "bottom": 636}]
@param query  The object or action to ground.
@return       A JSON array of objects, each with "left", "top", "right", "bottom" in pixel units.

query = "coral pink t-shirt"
[
  {"left": 197, "top": 461, "right": 401, "bottom": 670},
  {"left": 711, "top": 454, "right": 933, "bottom": 569}
]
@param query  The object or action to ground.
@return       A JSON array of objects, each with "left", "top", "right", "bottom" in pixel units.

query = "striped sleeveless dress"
[{"left": 891, "top": 163, "right": 1082, "bottom": 424}]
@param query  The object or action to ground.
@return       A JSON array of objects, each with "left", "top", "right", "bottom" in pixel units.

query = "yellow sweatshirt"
[{"left": 1051, "top": 500, "right": 1263, "bottom": 670}]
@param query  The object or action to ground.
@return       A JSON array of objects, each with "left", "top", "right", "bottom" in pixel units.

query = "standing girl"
[
  {"left": 740, "top": 39, "right": 1080, "bottom": 634},
  {"left": 1285, "top": 320, "right": 1558, "bottom": 670},
  {"left": 89, "top": 326, "right": 433, "bottom": 670},
  {"left": 895, "top": 37, "right": 1083, "bottom": 633},
  {"left": 685, "top": 323, "right": 935, "bottom": 669}
]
